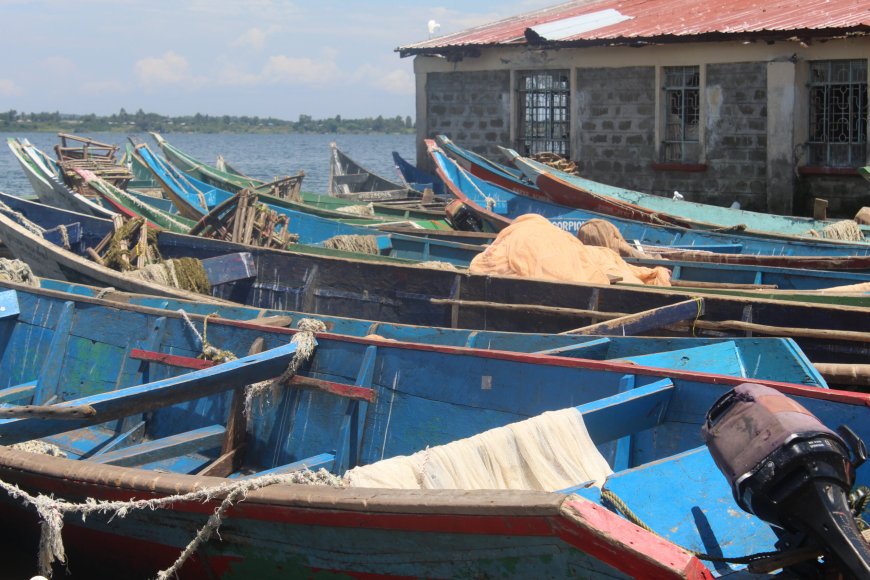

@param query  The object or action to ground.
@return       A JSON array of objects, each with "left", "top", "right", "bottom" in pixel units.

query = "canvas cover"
[{"left": 469, "top": 214, "right": 671, "bottom": 286}]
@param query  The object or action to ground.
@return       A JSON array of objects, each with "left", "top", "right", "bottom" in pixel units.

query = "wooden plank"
[
  {"left": 429, "top": 298, "right": 625, "bottom": 321},
  {"left": 242, "top": 315, "right": 294, "bottom": 327},
  {"left": 532, "top": 338, "right": 611, "bottom": 357},
  {"left": 200, "top": 252, "right": 256, "bottom": 286},
  {"left": 90, "top": 424, "right": 226, "bottom": 467},
  {"left": 575, "top": 378, "right": 675, "bottom": 443},
  {"left": 211, "top": 337, "right": 266, "bottom": 476},
  {"left": 32, "top": 300, "right": 75, "bottom": 405},
  {"left": 0, "top": 381, "right": 36, "bottom": 404},
  {"left": 288, "top": 376, "right": 376, "bottom": 402},
  {"left": 239, "top": 452, "right": 335, "bottom": 480},
  {"left": 561, "top": 299, "right": 704, "bottom": 336},
  {"left": 0, "top": 340, "right": 300, "bottom": 444},
  {"left": 129, "top": 349, "right": 215, "bottom": 370},
  {"left": 813, "top": 363, "right": 870, "bottom": 388},
  {"left": 91, "top": 420, "right": 146, "bottom": 458},
  {"left": 197, "top": 446, "right": 244, "bottom": 477},
  {"left": 0, "top": 403, "right": 96, "bottom": 419},
  {"left": 689, "top": 319, "right": 870, "bottom": 343},
  {"left": 612, "top": 375, "right": 635, "bottom": 472}
]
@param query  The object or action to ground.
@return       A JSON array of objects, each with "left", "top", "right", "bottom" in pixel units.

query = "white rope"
[
  {"left": 243, "top": 318, "right": 326, "bottom": 417},
  {"left": 58, "top": 225, "right": 70, "bottom": 250},
  {"left": 0, "top": 258, "right": 39, "bottom": 286},
  {"left": 0, "top": 469, "right": 340, "bottom": 578},
  {"left": 176, "top": 309, "right": 204, "bottom": 347},
  {"left": 94, "top": 287, "right": 116, "bottom": 300},
  {"left": 0, "top": 200, "right": 45, "bottom": 236}
]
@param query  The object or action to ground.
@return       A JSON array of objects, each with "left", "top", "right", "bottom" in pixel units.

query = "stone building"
[{"left": 398, "top": 0, "right": 870, "bottom": 217}]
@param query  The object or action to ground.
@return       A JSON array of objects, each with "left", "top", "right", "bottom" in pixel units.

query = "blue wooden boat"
[
  {"left": 0, "top": 191, "right": 868, "bottom": 365},
  {"left": 0, "top": 286, "right": 867, "bottom": 578},
  {"left": 11, "top": 278, "right": 827, "bottom": 387},
  {"left": 505, "top": 146, "right": 870, "bottom": 242},
  {"left": 428, "top": 139, "right": 870, "bottom": 258},
  {"left": 392, "top": 150, "right": 447, "bottom": 197}
]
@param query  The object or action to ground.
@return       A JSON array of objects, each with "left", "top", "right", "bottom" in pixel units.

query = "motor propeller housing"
[{"left": 703, "top": 383, "right": 870, "bottom": 578}]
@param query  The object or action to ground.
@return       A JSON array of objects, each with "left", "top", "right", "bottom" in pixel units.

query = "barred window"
[
  {"left": 662, "top": 66, "right": 700, "bottom": 163},
  {"left": 808, "top": 60, "right": 867, "bottom": 167},
  {"left": 516, "top": 71, "right": 570, "bottom": 156}
]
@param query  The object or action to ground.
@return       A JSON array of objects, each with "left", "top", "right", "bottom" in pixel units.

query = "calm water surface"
[{"left": 0, "top": 132, "right": 417, "bottom": 196}]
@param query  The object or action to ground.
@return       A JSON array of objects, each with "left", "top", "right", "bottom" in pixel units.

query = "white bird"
[{"left": 428, "top": 19, "right": 441, "bottom": 37}]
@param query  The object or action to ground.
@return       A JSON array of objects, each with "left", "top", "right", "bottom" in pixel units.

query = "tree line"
[{"left": 0, "top": 109, "right": 415, "bottom": 134}]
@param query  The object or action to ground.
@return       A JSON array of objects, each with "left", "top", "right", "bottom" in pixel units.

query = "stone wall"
[
  {"left": 420, "top": 62, "right": 866, "bottom": 217},
  {"left": 573, "top": 62, "right": 770, "bottom": 211},
  {"left": 703, "top": 62, "right": 769, "bottom": 211},
  {"left": 424, "top": 70, "right": 511, "bottom": 168}
]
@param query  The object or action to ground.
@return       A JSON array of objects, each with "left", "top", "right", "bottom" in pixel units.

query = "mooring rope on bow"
[{"left": 243, "top": 318, "right": 327, "bottom": 417}]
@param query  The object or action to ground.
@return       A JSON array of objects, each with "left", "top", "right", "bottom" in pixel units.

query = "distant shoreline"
[{"left": 0, "top": 110, "right": 416, "bottom": 135}]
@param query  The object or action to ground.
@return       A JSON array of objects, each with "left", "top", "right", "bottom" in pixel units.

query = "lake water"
[{"left": 0, "top": 131, "right": 417, "bottom": 196}]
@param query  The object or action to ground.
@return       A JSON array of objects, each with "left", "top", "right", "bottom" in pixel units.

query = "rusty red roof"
[{"left": 398, "top": 0, "right": 870, "bottom": 55}]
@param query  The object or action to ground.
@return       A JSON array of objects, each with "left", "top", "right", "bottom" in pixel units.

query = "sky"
[{"left": 0, "top": 0, "right": 558, "bottom": 120}]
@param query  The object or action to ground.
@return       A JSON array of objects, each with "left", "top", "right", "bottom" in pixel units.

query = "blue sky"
[{"left": 0, "top": 0, "right": 556, "bottom": 119}]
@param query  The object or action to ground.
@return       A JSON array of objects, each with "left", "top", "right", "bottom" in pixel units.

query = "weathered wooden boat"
[
  {"left": 129, "top": 139, "right": 453, "bottom": 232},
  {"left": 7, "top": 138, "right": 116, "bottom": 219},
  {"left": 328, "top": 141, "right": 433, "bottom": 202},
  {"left": 14, "top": 278, "right": 828, "bottom": 386},
  {"left": 0, "top": 286, "right": 867, "bottom": 578},
  {"left": 149, "top": 134, "right": 448, "bottom": 219},
  {"left": 74, "top": 168, "right": 195, "bottom": 233},
  {"left": 150, "top": 132, "right": 305, "bottom": 199},
  {"left": 53, "top": 133, "right": 135, "bottom": 197},
  {"left": 428, "top": 140, "right": 870, "bottom": 258},
  {"left": 0, "top": 191, "right": 868, "bottom": 366},
  {"left": 509, "top": 148, "right": 869, "bottom": 244}
]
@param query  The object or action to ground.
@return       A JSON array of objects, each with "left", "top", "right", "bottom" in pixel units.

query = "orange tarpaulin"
[{"left": 469, "top": 214, "right": 671, "bottom": 286}]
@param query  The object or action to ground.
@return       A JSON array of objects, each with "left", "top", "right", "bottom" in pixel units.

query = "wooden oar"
[{"left": 0, "top": 404, "right": 96, "bottom": 419}]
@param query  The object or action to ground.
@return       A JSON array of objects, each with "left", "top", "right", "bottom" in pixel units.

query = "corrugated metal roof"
[{"left": 398, "top": 0, "right": 870, "bottom": 55}]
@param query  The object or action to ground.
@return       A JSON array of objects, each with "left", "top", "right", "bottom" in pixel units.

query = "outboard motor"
[
  {"left": 445, "top": 199, "right": 484, "bottom": 232},
  {"left": 703, "top": 383, "right": 870, "bottom": 578}
]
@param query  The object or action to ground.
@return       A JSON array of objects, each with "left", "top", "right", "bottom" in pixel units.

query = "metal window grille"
[
  {"left": 807, "top": 60, "right": 867, "bottom": 167},
  {"left": 662, "top": 66, "right": 700, "bottom": 163},
  {"left": 516, "top": 71, "right": 570, "bottom": 156}
]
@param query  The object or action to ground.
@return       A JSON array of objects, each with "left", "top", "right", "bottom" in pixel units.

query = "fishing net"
[
  {"left": 416, "top": 261, "right": 458, "bottom": 270},
  {"left": 818, "top": 219, "right": 864, "bottom": 241},
  {"left": 322, "top": 234, "right": 380, "bottom": 254},
  {"left": 531, "top": 152, "right": 581, "bottom": 176},
  {"left": 345, "top": 407, "right": 612, "bottom": 491},
  {"left": 0, "top": 258, "right": 38, "bottom": 286},
  {"left": 856, "top": 207, "right": 870, "bottom": 226},
  {"left": 576, "top": 219, "right": 649, "bottom": 259},
  {"left": 128, "top": 258, "right": 209, "bottom": 294},
  {"left": 334, "top": 203, "right": 376, "bottom": 218}
]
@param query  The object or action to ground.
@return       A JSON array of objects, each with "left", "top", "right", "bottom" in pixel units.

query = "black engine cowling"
[{"left": 702, "top": 383, "right": 870, "bottom": 578}]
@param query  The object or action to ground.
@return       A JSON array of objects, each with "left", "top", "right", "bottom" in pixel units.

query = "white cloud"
[
  {"left": 262, "top": 55, "right": 340, "bottom": 86},
  {"left": 231, "top": 27, "right": 270, "bottom": 51},
  {"left": 0, "top": 79, "right": 23, "bottom": 97},
  {"left": 135, "top": 51, "right": 204, "bottom": 89},
  {"left": 218, "top": 50, "right": 340, "bottom": 88},
  {"left": 350, "top": 63, "right": 415, "bottom": 96}
]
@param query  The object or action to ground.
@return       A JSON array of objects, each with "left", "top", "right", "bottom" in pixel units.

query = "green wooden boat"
[
  {"left": 505, "top": 146, "right": 870, "bottom": 242},
  {"left": 149, "top": 133, "right": 450, "bottom": 227}
]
